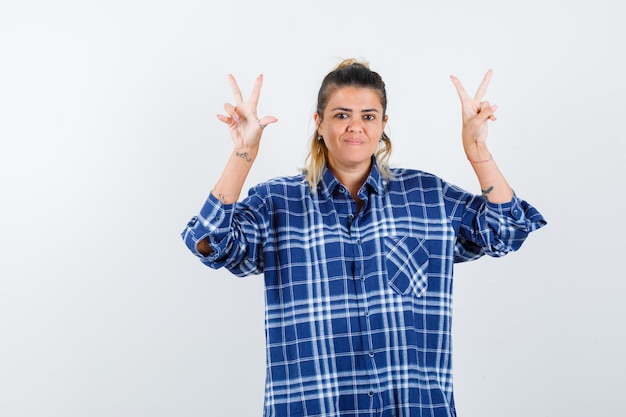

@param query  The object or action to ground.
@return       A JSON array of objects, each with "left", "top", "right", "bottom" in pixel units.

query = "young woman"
[{"left": 182, "top": 59, "right": 546, "bottom": 417}]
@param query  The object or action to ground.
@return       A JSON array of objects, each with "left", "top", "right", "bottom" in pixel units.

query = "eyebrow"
[{"left": 330, "top": 107, "right": 380, "bottom": 113}]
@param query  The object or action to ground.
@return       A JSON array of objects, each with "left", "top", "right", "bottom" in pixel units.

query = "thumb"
[{"left": 258, "top": 115, "right": 278, "bottom": 129}]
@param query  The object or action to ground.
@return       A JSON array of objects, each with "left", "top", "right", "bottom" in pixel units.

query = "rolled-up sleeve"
[
  {"left": 460, "top": 192, "right": 547, "bottom": 257},
  {"left": 181, "top": 193, "right": 232, "bottom": 260},
  {"left": 181, "top": 191, "right": 266, "bottom": 276}
]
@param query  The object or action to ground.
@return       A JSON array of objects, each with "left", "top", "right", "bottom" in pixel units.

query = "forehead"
[{"left": 325, "top": 86, "right": 383, "bottom": 111}]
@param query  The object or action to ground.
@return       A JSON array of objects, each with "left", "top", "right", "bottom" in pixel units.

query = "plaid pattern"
[{"left": 182, "top": 161, "right": 546, "bottom": 417}]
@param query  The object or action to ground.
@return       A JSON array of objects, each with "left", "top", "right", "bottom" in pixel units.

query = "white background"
[{"left": 1, "top": 1, "right": 624, "bottom": 416}]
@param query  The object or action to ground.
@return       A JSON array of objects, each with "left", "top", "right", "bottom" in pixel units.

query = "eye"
[
  {"left": 334, "top": 113, "right": 348, "bottom": 119},
  {"left": 363, "top": 114, "right": 376, "bottom": 121}
]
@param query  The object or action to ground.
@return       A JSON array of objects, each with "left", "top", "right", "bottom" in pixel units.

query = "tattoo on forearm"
[
  {"left": 481, "top": 185, "right": 494, "bottom": 197},
  {"left": 235, "top": 151, "right": 251, "bottom": 162}
]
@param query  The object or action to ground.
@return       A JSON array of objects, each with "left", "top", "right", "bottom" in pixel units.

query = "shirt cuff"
[
  {"left": 181, "top": 193, "right": 235, "bottom": 259},
  {"left": 485, "top": 192, "right": 547, "bottom": 232}
]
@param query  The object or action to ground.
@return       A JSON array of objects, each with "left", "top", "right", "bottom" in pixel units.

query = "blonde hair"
[{"left": 303, "top": 59, "right": 393, "bottom": 189}]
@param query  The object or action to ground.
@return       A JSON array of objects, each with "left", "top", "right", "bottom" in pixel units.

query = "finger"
[
  {"left": 216, "top": 113, "right": 233, "bottom": 125},
  {"left": 257, "top": 115, "right": 278, "bottom": 129},
  {"left": 228, "top": 74, "right": 244, "bottom": 105},
  {"left": 474, "top": 69, "right": 493, "bottom": 101},
  {"left": 450, "top": 75, "right": 470, "bottom": 101},
  {"left": 478, "top": 102, "right": 498, "bottom": 121},
  {"left": 223, "top": 102, "right": 239, "bottom": 122},
  {"left": 488, "top": 104, "right": 498, "bottom": 121},
  {"left": 248, "top": 74, "right": 264, "bottom": 108},
  {"left": 224, "top": 102, "right": 236, "bottom": 113}
]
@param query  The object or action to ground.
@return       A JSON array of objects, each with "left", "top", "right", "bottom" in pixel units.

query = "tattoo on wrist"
[
  {"left": 481, "top": 185, "right": 494, "bottom": 197},
  {"left": 235, "top": 151, "right": 251, "bottom": 162}
]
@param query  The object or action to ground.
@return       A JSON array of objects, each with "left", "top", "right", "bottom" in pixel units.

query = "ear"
[
  {"left": 382, "top": 114, "right": 388, "bottom": 128},
  {"left": 314, "top": 113, "right": 321, "bottom": 131}
]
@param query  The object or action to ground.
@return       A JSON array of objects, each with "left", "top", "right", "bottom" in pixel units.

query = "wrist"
[
  {"left": 233, "top": 144, "right": 259, "bottom": 153},
  {"left": 232, "top": 146, "right": 259, "bottom": 162}
]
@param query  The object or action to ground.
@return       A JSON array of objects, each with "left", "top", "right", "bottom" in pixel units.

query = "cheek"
[{"left": 326, "top": 123, "right": 346, "bottom": 138}]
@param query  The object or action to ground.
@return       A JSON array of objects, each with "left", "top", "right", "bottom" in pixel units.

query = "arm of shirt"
[
  {"left": 444, "top": 182, "right": 547, "bottom": 262},
  {"left": 181, "top": 192, "right": 265, "bottom": 276}
]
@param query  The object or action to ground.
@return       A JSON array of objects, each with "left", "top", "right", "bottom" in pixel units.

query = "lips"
[{"left": 344, "top": 136, "right": 365, "bottom": 144}]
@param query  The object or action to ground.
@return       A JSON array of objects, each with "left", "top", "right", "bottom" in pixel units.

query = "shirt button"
[
  {"left": 368, "top": 351, "right": 374, "bottom": 358},
  {"left": 355, "top": 239, "right": 361, "bottom": 244},
  {"left": 348, "top": 214, "right": 354, "bottom": 219},
  {"left": 360, "top": 276, "right": 365, "bottom": 281},
  {"left": 511, "top": 204, "right": 522, "bottom": 219},
  {"left": 365, "top": 310, "right": 370, "bottom": 317},
  {"left": 368, "top": 390, "right": 374, "bottom": 397}
]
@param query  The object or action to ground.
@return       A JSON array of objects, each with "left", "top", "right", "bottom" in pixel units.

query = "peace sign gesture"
[
  {"left": 450, "top": 69, "right": 497, "bottom": 150},
  {"left": 217, "top": 74, "right": 278, "bottom": 149}
]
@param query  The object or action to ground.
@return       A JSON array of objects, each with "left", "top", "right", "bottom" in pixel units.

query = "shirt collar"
[{"left": 319, "top": 156, "right": 386, "bottom": 198}]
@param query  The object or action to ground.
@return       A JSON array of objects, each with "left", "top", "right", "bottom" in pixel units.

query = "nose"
[{"left": 348, "top": 120, "right": 363, "bottom": 133}]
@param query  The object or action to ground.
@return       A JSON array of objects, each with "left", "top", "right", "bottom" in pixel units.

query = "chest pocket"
[{"left": 384, "top": 235, "right": 430, "bottom": 297}]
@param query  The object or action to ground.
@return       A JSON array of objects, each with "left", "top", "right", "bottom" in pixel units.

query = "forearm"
[
  {"left": 211, "top": 145, "right": 259, "bottom": 204},
  {"left": 196, "top": 145, "right": 259, "bottom": 256},
  {"left": 466, "top": 143, "right": 513, "bottom": 203}
]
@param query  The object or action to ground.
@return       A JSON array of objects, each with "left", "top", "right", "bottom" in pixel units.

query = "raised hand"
[
  {"left": 217, "top": 74, "right": 278, "bottom": 149},
  {"left": 450, "top": 70, "right": 497, "bottom": 151}
]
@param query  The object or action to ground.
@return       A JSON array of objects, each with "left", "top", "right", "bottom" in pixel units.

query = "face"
[{"left": 315, "top": 86, "right": 387, "bottom": 176}]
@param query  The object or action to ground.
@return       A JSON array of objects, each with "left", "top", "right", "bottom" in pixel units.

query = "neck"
[{"left": 329, "top": 165, "right": 370, "bottom": 200}]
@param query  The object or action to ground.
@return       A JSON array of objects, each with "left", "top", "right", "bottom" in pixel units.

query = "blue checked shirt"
[{"left": 182, "top": 160, "right": 546, "bottom": 417}]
